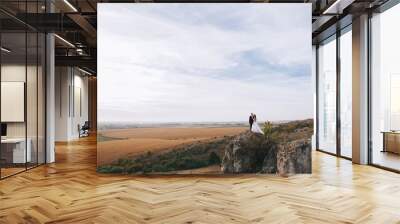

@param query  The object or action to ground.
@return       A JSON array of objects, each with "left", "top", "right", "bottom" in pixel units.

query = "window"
[
  {"left": 370, "top": 3, "right": 400, "bottom": 171},
  {"left": 318, "top": 36, "right": 337, "bottom": 154},
  {"left": 339, "top": 27, "right": 352, "bottom": 158}
]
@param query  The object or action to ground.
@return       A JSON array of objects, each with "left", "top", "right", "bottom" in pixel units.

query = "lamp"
[
  {"left": 78, "top": 67, "right": 93, "bottom": 76},
  {"left": 1, "top": 47, "right": 11, "bottom": 53},
  {"left": 63, "top": 0, "right": 78, "bottom": 12},
  {"left": 54, "top": 34, "right": 75, "bottom": 48}
]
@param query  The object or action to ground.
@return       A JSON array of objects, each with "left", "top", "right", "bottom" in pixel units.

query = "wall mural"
[{"left": 97, "top": 3, "right": 313, "bottom": 175}]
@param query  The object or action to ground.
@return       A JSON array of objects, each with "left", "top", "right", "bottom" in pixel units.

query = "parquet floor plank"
[{"left": 0, "top": 136, "right": 400, "bottom": 223}]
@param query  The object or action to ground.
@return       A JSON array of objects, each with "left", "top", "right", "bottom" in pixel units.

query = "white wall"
[
  {"left": 1, "top": 65, "right": 27, "bottom": 139},
  {"left": 72, "top": 73, "right": 89, "bottom": 138},
  {"left": 55, "top": 66, "right": 70, "bottom": 141},
  {"left": 55, "top": 67, "right": 89, "bottom": 141},
  {"left": 1, "top": 63, "right": 47, "bottom": 164},
  {"left": 1, "top": 65, "right": 40, "bottom": 137}
]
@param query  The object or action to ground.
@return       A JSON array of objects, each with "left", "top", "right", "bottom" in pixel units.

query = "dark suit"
[{"left": 249, "top": 116, "right": 254, "bottom": 130}]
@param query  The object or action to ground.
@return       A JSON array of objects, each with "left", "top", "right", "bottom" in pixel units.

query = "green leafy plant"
[{"left": 263, "top": 121, "right": 278, "bottom": 142}]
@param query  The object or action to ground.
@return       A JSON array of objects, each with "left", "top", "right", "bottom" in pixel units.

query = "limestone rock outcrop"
[{"left": 221, "top": 130, "right": 311, "bottom": 175}]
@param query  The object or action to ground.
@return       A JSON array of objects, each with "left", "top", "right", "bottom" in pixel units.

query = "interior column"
[
  {"left": 45, "top": 0, "right": 56, "bottom": 163},
  {"left": 352, "top": 14, "right": 369, "bottom": 164}
]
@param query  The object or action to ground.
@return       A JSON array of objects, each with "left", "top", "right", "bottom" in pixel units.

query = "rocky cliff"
[
  {"left": 276, "top": 139, "right": 311, "bottom": 175},
  {"left": 221, "top": 120, "right": 312, "bottom": 175},
  {"left": 221, "top": 132, "right": 264, "bottom": 173}
]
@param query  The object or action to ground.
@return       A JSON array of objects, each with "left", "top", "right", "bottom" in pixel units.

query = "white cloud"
[{"left": 98, "top": 4, "right": 313, "bottom": 123}]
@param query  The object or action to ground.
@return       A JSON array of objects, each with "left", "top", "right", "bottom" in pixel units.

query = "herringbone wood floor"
[{"left": 1, "top": 136, "right": 400, "bottom": 224}]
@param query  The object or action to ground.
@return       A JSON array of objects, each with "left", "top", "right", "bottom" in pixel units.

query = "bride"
[{"left": 251, "top": 114, "right": 264, "bottom": 135}]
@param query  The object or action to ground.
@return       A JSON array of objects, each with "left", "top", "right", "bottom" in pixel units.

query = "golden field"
[{"left": 97, "top": 127, "right": 247, "bottom": 165}]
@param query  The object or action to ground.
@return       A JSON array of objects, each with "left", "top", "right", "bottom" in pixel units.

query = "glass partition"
[
  {"left": 0, "top": 5, "right": 46, "bottom": 179},
  {"left": 27, "top": 31, "right": 38, "bottom": 169},
  {"left": 26, "top": 0, "right": 43, "bottom": 170},
  {"left": 0, "top": 31, "right": 28, "bottom": 177},
  {"left": 38, "top": 32, "right": 46, "bottom": 165},
  {"left": 317, "top": 35, "right": 337, "bottom": 154}
]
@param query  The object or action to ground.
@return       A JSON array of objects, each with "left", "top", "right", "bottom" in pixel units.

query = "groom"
[{"left": 249, "top": 113, "right": 254, "bottom": 130}]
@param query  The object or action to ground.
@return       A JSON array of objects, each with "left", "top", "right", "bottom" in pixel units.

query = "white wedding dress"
[{"left": 251, "top": 119, "right": 264, "bottom": 135}]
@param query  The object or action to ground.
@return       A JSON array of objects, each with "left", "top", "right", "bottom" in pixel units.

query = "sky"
[{"left": 98, "top": 4, "right": 312, "bottom": 123}]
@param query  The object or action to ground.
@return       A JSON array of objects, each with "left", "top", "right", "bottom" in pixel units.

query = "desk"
[
  {"left": 1, "top": 138, "right": 31, "bottom": 164},
  {"left": 382, "top": 131, "right": 400, "bottom": 154}
]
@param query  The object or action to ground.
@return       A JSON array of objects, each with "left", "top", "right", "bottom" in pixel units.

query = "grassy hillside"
[{"left": 97, "top": 119, "right": 313, "bottom": 174}]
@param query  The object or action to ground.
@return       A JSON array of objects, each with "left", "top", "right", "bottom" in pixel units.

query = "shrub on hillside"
[{"left": 97, "top": 137, "right": 232, "bottom": 174}]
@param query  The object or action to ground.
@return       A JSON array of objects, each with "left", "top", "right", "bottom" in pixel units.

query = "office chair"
[{"left": 79, "top": 121, "right": 90, "bottom": 138}]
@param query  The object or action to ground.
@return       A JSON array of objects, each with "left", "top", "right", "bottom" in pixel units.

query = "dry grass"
[{"left": 97, "top": 127, "right": 246, "bottom": 165}]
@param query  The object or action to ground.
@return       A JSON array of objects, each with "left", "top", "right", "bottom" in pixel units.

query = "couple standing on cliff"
[{"left": 249, "top": 113, "right": 264, "bottom": 134}]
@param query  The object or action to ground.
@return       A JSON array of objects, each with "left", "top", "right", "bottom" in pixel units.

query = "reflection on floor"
[
  {"left": 0, "top": 136, "right": 400, "bottom": 223},
  {"left": 373, "top": 150, "right": 400, "bottom": 170},
  {"left": 0, "top": 167, "right": 25, "bottom": 178},
  {"left": 0, "top": 163, "right": 43, "bottom": 179}
]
